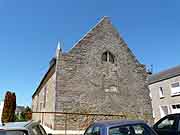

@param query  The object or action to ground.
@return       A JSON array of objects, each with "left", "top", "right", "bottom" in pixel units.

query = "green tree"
[
  {"left": 1, "top": 91, "right": 16, "bottom": 123},
  {"left": 15, "top": 112, "right": 25, "bottom": 122},
  {"left": 15, "top": 106, "right": 32, "bottom": 122},
  {"left": 24, "top": 106, "right": 32, "bottom": 120}
]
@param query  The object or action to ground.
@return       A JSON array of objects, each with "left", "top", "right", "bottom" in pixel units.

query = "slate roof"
[
  {"left": 15, "top": 106, "right": 25, "bottom": 113},
  {"left": 148, "top": 65, "right": 180, "bottom": 85}
]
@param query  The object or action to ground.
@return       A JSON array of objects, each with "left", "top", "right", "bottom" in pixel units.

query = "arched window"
[
  {"left": 109, "top": 52, "right": 114, "bottom": 63},
  {"left": 102, "top": 52, "right": 108, "bottom": 62},
  {"left": 102, "top": 51, "right": 115, "bottom": 64}
]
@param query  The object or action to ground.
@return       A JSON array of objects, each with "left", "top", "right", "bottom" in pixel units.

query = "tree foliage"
[
  {"left": 15, "top": 106, "right": 32, "bottom": 122},
  {"left": 24, "top": 106, "right": 32, "bottom": 120},
  {"left": 1, "top": 91, "right": 16, "bottom": 123}
]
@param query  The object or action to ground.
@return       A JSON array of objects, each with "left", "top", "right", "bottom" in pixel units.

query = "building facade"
[
  {"left": 149, "top": 65, "right": 180, "bottom": 122},
  {"left": 15, "top": 106, "right": 25, "bottom": 119},
  {"left": 0, "top": 101, "right": 4, "bottom": 122},
  {"left": 32, "top": 17, "right": 153, "bottom": 130}
]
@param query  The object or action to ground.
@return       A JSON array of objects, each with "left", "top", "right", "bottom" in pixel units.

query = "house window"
[
  {"left": 159, "top": 87, "right": 164, "bottom": 98},
  {"left": 160, "top": 106, "right": 169, "bottom": 118},
  {"left": 43, "top": 87, "right": 47, "bottom": 108},
  {"left": 36, "top": 94, "right": 39, "bottom": 112},
  {"left": 171, "top": 104, "right": 180, "bottom": 114},
  {"left": 102, "top": 51, "right": 115, "bottom": 64},
  {"left": 171, "top": 82, "right": 180, "bottom": 96},
  {"left": 171, "top": 82, "right": 180, "bottom": 88}
]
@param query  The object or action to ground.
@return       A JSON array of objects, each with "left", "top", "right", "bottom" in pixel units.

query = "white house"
[{"left": 0, "top": 101, "right": 4, "bottom": 122}]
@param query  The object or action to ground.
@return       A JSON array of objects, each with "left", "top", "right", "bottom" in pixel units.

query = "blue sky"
[{"left": 0, "top": 0, "right": 180, "bottom": 106}]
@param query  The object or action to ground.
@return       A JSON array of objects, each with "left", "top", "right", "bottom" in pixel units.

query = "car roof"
[
  {"left": 166, "top": 113, "right": 180, "bottom": 116},
  {"left": 93, "top": 120, "right": 146, "bottom": 128},
  {"left": 0, "top": 121, "right": 38, "bottom": 130}
]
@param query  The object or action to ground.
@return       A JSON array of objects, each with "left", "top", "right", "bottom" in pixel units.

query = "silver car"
[{"left": 0, "top": 121, "right": 51, "bottom": 135}]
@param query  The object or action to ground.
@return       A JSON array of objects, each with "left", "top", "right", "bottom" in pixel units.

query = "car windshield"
[{"left": 0, "top": 130, "right": 27, "bottom": 135}]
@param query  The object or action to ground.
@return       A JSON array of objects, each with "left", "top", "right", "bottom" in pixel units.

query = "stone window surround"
[
  {"left": 102, "top": 51, "right": 115, "bottom": 64},
  {"left": 159, "top": 103, "right": 180, "bottom": 116},
  {"left": 170, "top": 103, "right": 180, "bottom": 114},
  {"left": 170, "top": 81, "right": 180, "bottom": 96},
  {"left": 171, "top": 104, "right": 180, "bottom": 109},
  {"left": 159, "top": 105, "right": 170, "bottom": 118},
  {"left": 171, "top": 82, "right": 180, "bottom": 88},
  {"left": 159, "top": 87, "right": 164, "bottom": 98}
]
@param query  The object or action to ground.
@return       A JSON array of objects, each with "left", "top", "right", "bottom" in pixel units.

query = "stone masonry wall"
[
  {"left": 32, "top": 72, "right": 56, "bottom": 129},
  {"left": 54, "top": 17, "right": 153, "bottom": 130}
]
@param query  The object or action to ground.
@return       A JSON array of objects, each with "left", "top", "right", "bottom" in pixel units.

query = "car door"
[
  {"left": 153, "top": 115, "right": 178, "bottom": 135},
  {"left": 109, "top": 124, "right": 156, "bottom": 135}
]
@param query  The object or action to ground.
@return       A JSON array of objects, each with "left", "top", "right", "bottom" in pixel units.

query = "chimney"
[{"left": 146, "top": 65, "right": 153, "bottom": 75}]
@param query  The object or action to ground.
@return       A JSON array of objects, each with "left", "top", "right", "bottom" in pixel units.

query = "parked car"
[
  {"left": 84, "top": 120, "right": 157, "bottom": 135},
  {"left": 0, "top": 121, "right": 51, "bottom": 135},
  {"left": 153, "top": 113, "right": 180, "bottom": 135}
]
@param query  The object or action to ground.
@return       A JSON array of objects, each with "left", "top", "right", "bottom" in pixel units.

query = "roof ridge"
[
  {"left": 148, "top": 65, "right": 180, "bottom": 84},
  {"left": 151, "top": 65, "right": 180, "bottom": 77},
  {"left": 68, "top": 16, "right": 111, "bottom": 53}
]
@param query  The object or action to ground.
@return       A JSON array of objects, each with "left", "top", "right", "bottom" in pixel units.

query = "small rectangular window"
[
  {"left": 177, "top": 104, "right": 180, "bottom": 108},
  {"left": 36, "top": 94, "right": 39, "bottom": 111},
  {"left": 159, "top": 87, "right": 164, "bottom": 98},
  {"left": 171, "top": 82, "right": 180, "bottom": 95},
  {"left": 160, "top": 106, "right": 169, "bottom": 118},
  {"left": 171, "top": 104, "right": 180, "bottom": 114},
  {"left": 172, "top": 105, "right": 176, "bottom": 109},
  {"left": 172, "top": 104, "right": 180, "bottom": 109},
  {"left": 171, "top": 82, "right": 180, "bottom": 88}
]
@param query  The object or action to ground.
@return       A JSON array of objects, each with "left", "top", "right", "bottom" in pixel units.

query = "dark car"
[
  {"left": 153, "top": 113, "right": 180, "bottom": 135},
  {"left": 84, "top": 120, "right": 157, "bottom": 135}
]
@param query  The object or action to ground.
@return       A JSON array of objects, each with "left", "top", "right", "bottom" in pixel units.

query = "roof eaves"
[
  {"left": 148, "top": 73, "right": 180, "bottom": 85},
  {"left": 32, "top": 61, "right": 56, "bottom": 98},
  {"left": 148, "top": 65, "right": 180, "bottom": 85}
]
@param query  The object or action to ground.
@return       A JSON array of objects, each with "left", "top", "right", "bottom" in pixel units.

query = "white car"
[{"left": 0, "top": 121, "right": 52, "bottom": 135}]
